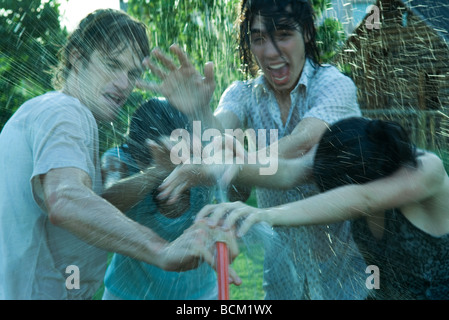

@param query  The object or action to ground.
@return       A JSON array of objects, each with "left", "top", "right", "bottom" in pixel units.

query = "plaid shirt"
[{"left": 217, "top": 59, "right": 368, "bottom": 299}]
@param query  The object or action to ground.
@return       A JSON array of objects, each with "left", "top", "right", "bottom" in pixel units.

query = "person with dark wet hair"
[
  {"left": 199, "top": 117, "right": 449, "bottom": 300},
  {"left": 313, "top": 117, "right": 418, "bottom": 192},
  {"left": 100, "top": 98, "right": 229, "bottom": 300},
  {"left": 238, "top": 0, "right": 321, "bottom": 78}
]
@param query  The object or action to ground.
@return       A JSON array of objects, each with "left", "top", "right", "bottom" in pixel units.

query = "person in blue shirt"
[{"left": 100, "top": 98, "right": 239, "bottom": 300}]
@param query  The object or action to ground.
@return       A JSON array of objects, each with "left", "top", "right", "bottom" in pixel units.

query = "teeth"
[
  {"left": 269, "top": 63, "right": 286, "bottom": 70},
  {"left": 274, "top": 76, "right": 287, "bottom": 81}
]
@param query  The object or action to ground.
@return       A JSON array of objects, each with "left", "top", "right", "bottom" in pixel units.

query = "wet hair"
[
  {"left": 52, "top": 9, "right": 150, "bottom": 89},
  {"left": 313, "top": 117, "right": 418, "bottom": 192},
  {"left": 237, "top": 0, "right": 320, "bottom": 77},
  {"left": 126, "top": 98, "right": 190, "bottom": 166}
]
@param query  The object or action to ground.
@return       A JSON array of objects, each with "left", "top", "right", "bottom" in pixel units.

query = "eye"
[
  {"left": 251, "top": 34, "right": 265, "bottom": 45},
  {"left": 105, "top": 61, "right": 121, "bottom": 71},
  {"left": 129, "top": 70, "right": 142, "bottom": 81},
  {"left": 275, "top": 30, "right": 293, "bottom": 41}
]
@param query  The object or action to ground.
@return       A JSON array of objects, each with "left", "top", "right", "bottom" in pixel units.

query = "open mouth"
[{"left": 267, "top": 63, "right": 289, "bottom": 83}]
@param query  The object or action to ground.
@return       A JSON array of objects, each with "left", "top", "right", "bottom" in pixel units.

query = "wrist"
[
  {"left": 147, "top": 240, "right": 169, "bottom": 269},
  {"left": 262, "top": 208, "right": 277, "bottom": 227},
  {"left": 133, "top": 167, "right": 166, "bottom": 196}
]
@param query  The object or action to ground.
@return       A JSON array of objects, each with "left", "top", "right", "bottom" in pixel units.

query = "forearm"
[
  {"left": 264, "top": 185, "right": 371, "bottom": 227},
  {"left": 233, "top": 156, "right": 313, "bottom": 190},
  {"left": 277, "top": 117, "right": 328, "bottom": 159},
  {"left": 102, "top": 167, "right": 167, "bottom": 212},
  {"left": 47, "top": 186, "right": 168, "bottom": 268}
]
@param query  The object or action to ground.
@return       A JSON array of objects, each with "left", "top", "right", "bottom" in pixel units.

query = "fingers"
[
  {"left": 195, "top": 202, "right": 236, "bottom": 228},
  {"left": 153, "top": 47, "right": 178, "bottom": 71},
  {"left": 234, "top": 213, "right": 258, "bottom": 237},
  {"left": 147, "top": 44, "right": 212, "bottom": 82},
  {"left": 194, "top": 201, "right": 260, "bottom": 238},
  {"left": 228, "top": 266, "right": 242, "bottom": 286},
  {"left": 147, "top": 45, "right": 193, "bottom": 77},
  {"left": 169, "top": 44, "right": 193, "bottom": 69},
  {"left": 157, "top": 167, "right": 189, "bottom": 201},
  {"left": 143, "top": 53, "right": 168, "bottom": 81},
  {"left": 161, "top": 181, "right": 189, "bottom": 205}
]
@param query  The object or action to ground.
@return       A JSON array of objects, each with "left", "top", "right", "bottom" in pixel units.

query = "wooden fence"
[{"left": 361, "top": 109, "right": 449, "bottom": 153}]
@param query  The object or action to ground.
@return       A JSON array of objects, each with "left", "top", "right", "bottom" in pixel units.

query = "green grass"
[{"left": 229, "top": 243, "right": 265, "bottom": 300}]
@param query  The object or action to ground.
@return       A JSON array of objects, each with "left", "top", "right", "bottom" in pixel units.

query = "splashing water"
[{"left": 1, "top": 0, "right": 449, "bottom": 301}]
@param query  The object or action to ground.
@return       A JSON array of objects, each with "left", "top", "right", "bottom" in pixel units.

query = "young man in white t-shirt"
[{"left": 0, "top": 9, "right": 237, "bottom": 299}]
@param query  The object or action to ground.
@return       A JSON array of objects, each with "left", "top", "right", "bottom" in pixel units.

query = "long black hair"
[
  {"left": 313, "top": 117, "right": 418, "bottom": 192},
  {"left": 237, "top": 0, "right": 320, "bottom": 78}
]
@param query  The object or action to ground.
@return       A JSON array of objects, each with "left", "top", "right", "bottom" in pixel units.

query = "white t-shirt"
[{"left": 0, "top": 91, "right": 107, "bottom": 299}]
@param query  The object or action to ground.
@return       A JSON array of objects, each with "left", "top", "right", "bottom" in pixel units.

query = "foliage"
[
  {"left": 0, "top": 0, "right": 67, "bottom": 130},
  {"left": 316, "top": 18, "right": 346, "bottom": 63},
  {"left": 126, "top": 0, "right": 344, "bottom": 109},
  {"left": 126, "top": 0, "right": 240, "bottom": 110},
  {"left": 0, "top": 0, "right": 345, "bottom": 143}
]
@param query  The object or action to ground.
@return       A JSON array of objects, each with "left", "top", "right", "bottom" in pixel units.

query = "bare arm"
[
  {"left": 158, "top": 116, "right": 323, "bottom": 198},
  {"left": 41, "top": 167, "right": 217, "bottom": 272},
  {"left": 218, "top": 115, "right": 327, "bottom": 185},
  {"left": 197, "top": 152, "right": 446, "bottom": 237},
  {"left": 276, "top": 117, "right": 329, "bottom": 159},
  {"left": 232, "top": 145, "right": 316, "bottom": 189},
  {"left": 102, "top": 164, "right": 167, "bottom": 212}
]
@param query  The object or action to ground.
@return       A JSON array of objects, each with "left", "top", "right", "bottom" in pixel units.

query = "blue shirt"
[{"left": 102, "top": 146, "right": 217, "bottom": 300}]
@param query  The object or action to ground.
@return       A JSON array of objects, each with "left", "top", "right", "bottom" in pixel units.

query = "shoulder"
[
  {"left": 312, "top": 64, "right": 355, "bottom": 88},
  {"left": 382, "top": 151, "right": 447, "bottom": 203},
  {"left": 222, "top": 79, "right": 255, "bottom": 95},
  {"left": 31, "top": 92, "right": 94, "bottom": 125},
  {"left": 416, "top": 151, "right": 447, "bottom": 186},
  {"left": 306, "top": 64, "right": 358, "bottom": 106}
]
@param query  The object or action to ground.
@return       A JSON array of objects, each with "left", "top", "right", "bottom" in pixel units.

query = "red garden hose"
[{"left": 216, "top": 241, "right": 230, "bottom": 300}]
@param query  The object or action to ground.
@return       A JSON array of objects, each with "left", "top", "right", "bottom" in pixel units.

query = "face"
[
  {"left": 250, "top": 14, "right": 307, "bottom": 95},
  {"left": 72, "top": 46, "right": 143, "bottom": 122}
]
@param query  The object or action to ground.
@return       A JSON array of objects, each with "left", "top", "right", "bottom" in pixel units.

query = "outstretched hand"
[
  {"left": 155, "top": 133, "right": 247, "bottom": 204},
  {"left": 195, "top": 201, "right": 269, "bottom": 238},
  {"left": 137, "top": 44, "right": 215, "bottom": 116}
]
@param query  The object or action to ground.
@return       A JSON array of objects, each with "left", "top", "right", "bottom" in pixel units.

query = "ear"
[
  {"left": 303, "top": 31, "right": 310, "bottom": 44},
  {"left": 69, "top": 48, "right": 82, "bottom": 73}
]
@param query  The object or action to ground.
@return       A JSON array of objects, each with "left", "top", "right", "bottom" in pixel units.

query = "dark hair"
[
  {"left": 127, "top": 98, "right": 190, "bottom": 166},
  {"left": 237, "top": 0, "right": 320, "bottom": 77},
  {"left": 52, "top": 9, "right": 150, "bottom": 89},
  {"left": 313, "top": 117, "right": 418, "bottom": 192}
]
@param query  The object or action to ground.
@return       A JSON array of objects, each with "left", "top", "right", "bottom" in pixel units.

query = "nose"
[
  {"left": 113, "top": 71, "right": 130, "bottom": 90},
  {"left": 263, "top": 38, "right": 280, "bottom": 58}
]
